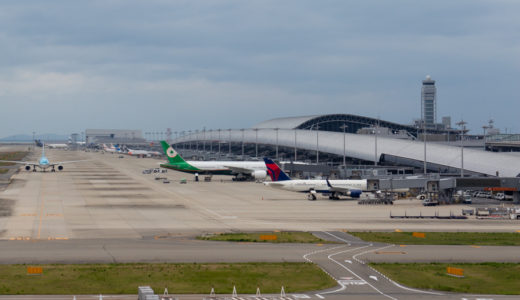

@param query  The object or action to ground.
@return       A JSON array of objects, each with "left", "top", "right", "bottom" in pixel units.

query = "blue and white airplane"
[{"left": 0, "top": 143, "right": 88, "bottom": 172}]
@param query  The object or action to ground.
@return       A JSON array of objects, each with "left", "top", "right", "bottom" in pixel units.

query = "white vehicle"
[
  {"left": 0, "top": 143, "right": 87, "bottom": 172},
  {"left": 263, "top": 158, "right": 367, "bottom": 200},
  {"left": 159, "top": 141, "right": 267, "bottom": 181}
]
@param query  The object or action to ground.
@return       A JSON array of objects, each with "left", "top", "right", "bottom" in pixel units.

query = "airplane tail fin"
[
  {"left": 263, "top": 158, "right": 291, "bottom": 181},
  {"left": 160, "top": 141, "right": 186, "bottom": 164}
]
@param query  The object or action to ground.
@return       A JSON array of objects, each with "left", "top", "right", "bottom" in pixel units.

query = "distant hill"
[{"left": 0, "top": 134, "right": 70, "bottom": 142}]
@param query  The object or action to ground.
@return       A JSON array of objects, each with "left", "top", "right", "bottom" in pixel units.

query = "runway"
[{"left": 1, "top": 147, "right": 520, "bottom": 299}]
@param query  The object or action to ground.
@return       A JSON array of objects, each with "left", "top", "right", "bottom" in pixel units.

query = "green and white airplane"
[{"left": 159, "top": 141, "right": 267, "bottom": 180}]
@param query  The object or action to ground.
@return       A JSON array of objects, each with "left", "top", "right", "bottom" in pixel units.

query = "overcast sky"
[{"left": 1, "top": 0, "right": 519, "bottom": 138}]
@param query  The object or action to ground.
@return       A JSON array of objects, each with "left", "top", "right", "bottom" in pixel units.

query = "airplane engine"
[
  {"left": 25, "top": 165, "right": 31, "bottom": 171},
  {"left": 57, "top": 165, "right": 64, "bottom": 171},
  {"left": 252, "top": 170, "right": 267, "bottom": 180},
  {"left": 348, "top": 189, "right": 362, "bottom": 198}
]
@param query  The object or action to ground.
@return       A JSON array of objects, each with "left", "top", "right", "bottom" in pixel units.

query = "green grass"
[
  {"left": 349, "top": 232, "right": 520, "bottom": 246},
  {"left": 0, "top": 263, "right": 336, "bottom": 295},
  {"left": 198, "top": 232, "right": 332, "bottom": 243},
  {"left": 371, "top": 262, "right": 520, "bottom": 294},
  {"left": 0, "top": 152, "right": 27, "bottom": 171}
]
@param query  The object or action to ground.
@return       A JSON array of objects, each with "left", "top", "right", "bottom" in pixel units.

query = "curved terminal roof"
[
  {"left": 253, "top": 114, "right": 458, "bottom": 136},
  {"left": 253, "top": 115, "right": 320, "bottom": 129},
  {"left": 174, "top": 128, "right": 520, "bottom": 177}
]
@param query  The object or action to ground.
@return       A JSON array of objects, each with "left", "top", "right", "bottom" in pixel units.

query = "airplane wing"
[
  {"left": 0, "top": 160, "right": 35, "bottom": 165},
  {"left": 51, "top": 159, "right": 91, "bottom": 165},
  {"left": 224, "top": 166, "right": 254, "bottom": 175},
  {"left": 326, "top": 179, "right": 350, "bottom": 194}
]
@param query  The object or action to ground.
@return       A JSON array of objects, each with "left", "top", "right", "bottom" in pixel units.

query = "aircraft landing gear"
[
  {"left": 51, "top": 168, "right": 56, "bottom": 172},
  {"left": 307, "top": 193, "right": 317, "bottom": 201}
]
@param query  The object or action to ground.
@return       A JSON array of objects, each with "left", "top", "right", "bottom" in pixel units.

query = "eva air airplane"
[{"left": 159, "top": 141, "right": 267, "bottom": 180}]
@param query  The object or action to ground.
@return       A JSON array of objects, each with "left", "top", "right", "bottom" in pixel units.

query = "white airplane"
[
  {"left": 263, "top": 158, "right": 368, "bottom": 200},
  {"left": 0, "top": 143, "right": 87, "bottom": 172},
  {"left": 127, "top": 148, "right": 161, "bottom": 157},
  {"left": 47, "top": 143, "right": 68, "bottom": 149},
  {"left": 159, "top": 141, "right": 267, "bottom": 180},
  {"left": 102, "top": 144, "right": 122, "bottom": 153}
]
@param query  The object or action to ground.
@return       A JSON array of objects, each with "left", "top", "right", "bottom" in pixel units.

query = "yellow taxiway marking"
[
  {"left": 46, "top": 213, "right": 62, "bottom": 217},
  {"left": 399, "top": 245, "right": 407, "bottom": 247},
  {"left": 471, "top": 245, "right": 481, "bottom": 248},
  {"left": 394, "top": 229, "right": 402, "bottom": 232},
  {"left": 516, "top": 230, "right": 520, "bottom": 233},
  {"left": 47, "top": 237, "right": 69, "bottom": 240},
  {"left": 316, "top": 243, "right": 324, "bottom": 247},
  {"left": 9, "top": 237, "right": 31, "bottom": 241}
]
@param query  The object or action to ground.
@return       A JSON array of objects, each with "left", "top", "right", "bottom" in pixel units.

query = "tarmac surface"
[{"left": 1, "top": 146, "right": 520, "bottom": 300}]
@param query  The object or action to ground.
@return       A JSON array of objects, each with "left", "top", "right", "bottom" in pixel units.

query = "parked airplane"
[
  {"left": 0, "top": 143, "right": 87, "bottom": 172},
  {"left": 159, "top": 141, "right": 267, "bottom": 180},
  {"left": 263, "top": 158, "right": 367, "bottom": 200},
  {"left": 127, "top": 148, "right": 161, "bottom": 157},
  {"left": 47, "top": 143, "right": 68, "bottom": 149},
  {"left": 103, "top": 144, "right": 122, "bottom": 153}
]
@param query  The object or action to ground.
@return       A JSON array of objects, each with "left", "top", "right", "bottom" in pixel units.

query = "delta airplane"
[
  {"left": 159, "top": 141, "right": 267, "bottom": 180},
  {"left": 0, "top": 143, "right": 88, "bottom": 172},
  {"left": 263, "top": 158, "right": 368, "bottom": 200}
]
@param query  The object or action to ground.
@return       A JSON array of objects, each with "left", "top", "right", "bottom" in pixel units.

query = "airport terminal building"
[
  {"left": 171, "top": 114, "right": 520, "bottom": 178},
  {"left": 85, "top": 129, "right": 145, "bottom": 144}
]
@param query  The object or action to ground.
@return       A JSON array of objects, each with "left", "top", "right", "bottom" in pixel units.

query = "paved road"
[
  {"left": 305, "top": 231, "right": 519, "bottom": 300},
  {"left": 1, "top": 233, "right": 520, "bottom": 299}
]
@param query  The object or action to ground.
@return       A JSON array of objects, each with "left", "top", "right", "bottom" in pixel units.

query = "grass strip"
[
  {"left": 371, "top": 262, "right": 520, "bottom": 295},
  {"left": 350, "top": 232, "right": 520, "bottom": 246},
  {"left": 0, "top": 263, "right": 336, "bottom": 295},
  {"left": 0, "top": 152, "right": 28, "bottom": 170},
  {"left": 198, "top": 232, "right": 333, "bottom": 243}
]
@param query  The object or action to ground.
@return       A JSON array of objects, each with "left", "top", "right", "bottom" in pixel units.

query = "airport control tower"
[{"left": 421, "top": 75, "right": 437, "bottom": 127}]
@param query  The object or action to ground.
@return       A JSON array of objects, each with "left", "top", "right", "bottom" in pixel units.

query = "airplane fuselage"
[
  {"left": 265, "top": 179, "right": 368, "bottom": 194},
  {"left": 160, "top": 161, "right": 265, "bottom": 174}
]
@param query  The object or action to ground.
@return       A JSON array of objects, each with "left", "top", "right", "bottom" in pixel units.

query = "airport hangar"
[{"left": 171, "top": 114, "right": 520, "bottom": 178}]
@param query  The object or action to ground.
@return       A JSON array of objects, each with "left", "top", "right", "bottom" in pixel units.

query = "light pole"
[
  {"left": 423, "top": 121, "right": 427, "bottom": 175},
  {"left": 218, "top": 129, "right": 221, "bottom": 157},
  {"left": 457, "top": 120, "right": 467, "bottom": 177},
  {"left": 241, "top": 128, "right": 245, "bottom": 157},
  {"left": 275, "top": 128, "right": 279, "bottom": 160},
  {"left": 294, "top": 130, "right": 297, "bottom": 161},
  {"left": 228, "top": 129, "right": 232, "bottom": 155},
  {"left": 374, "top": 122, "right": 378, "bottom": 166},
  {"left": 188, "top": 130, "right": 192, "bottom": 150},
  {"left": 202, "top": 127, "right": 206, "bottom": 152},
  {"left": 340, "top": 124, "right": 348, "bottom": 168},
  {"left": 311, "top": 124, "right": 320, "bottom": 164},
  {"left": 195, "top": 130, "right": 199, "bottom": 151},
  {"left": 209, "top": 129, "right": 213, "bottom": 152},
  {"left": 254, "top": 128, "right": 259, "bottom": 158}
]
